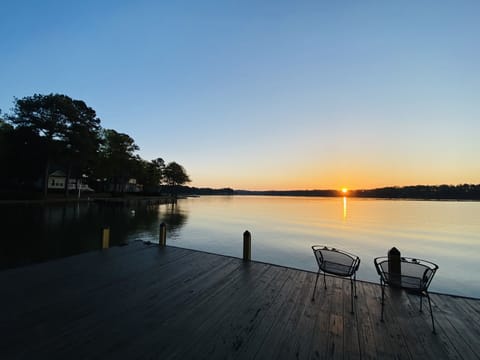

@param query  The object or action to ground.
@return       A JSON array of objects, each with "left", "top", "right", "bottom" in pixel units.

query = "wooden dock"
[{"left": 1, "top": 242, "right": 479, "bottom": 359}]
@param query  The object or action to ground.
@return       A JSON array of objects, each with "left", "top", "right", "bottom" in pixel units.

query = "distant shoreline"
[
  {"left": 1, "top": 184, "right": 479, "bottom": 203},
  {"left": 211, "top": 184, "right": 480, "bottom": 201},
  {"left": 165, "top": 184, "right": 479, "bottom": 201},
  {"left": 232, "top": 193, "right": 480, "bottom": 202},
  {"left": 2, "top": 195, "right": 479, "bottom": 205}
]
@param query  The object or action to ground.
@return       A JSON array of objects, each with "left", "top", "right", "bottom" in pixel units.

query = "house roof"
[{"left": 49, "top": 170, "right": 66, "bottom": 177}]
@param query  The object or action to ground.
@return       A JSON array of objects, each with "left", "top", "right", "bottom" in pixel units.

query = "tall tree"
[
  {"left": 62, "top": 99, "right": 101, "bottom": 197},
  {"left": 0, "top": 114, "right": 13, "bottom": 187},
  {"left": 6, "top": 94, "right": 101, "bottom": 198},
  {"left": 129, "top": 157, "right": 166, "bottom": 193},
  {"left": 146, "top": 157, "right": 166, "bottom": 190},
  {"left": 96, "top": 129, "right": 139, "bottom": 193},
  {"left": 164, "top": 162, "right": 191, "bottom": 198}
]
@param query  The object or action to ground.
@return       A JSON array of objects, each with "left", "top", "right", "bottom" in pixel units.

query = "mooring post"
[
  {"left": 243, "top": 230, "right": 251, "bottom": 261},
  {"left": 159, "top": 222, "right": 167, "bottom": 246},
  {"left": 388, "top": 247, "right": 401, "bottom": 286},
  {"left": 102, "top": 227, "right": 110, "bottom": 249}
]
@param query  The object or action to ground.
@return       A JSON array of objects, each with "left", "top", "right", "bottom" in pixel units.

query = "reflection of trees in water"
[
  {"left": 122, "top": 204, "right": 166, "bottom": 242},
  {"left": 1, "top": 202, "right": 109, "bottom": 269},
  {"left": 159, "top": 203, "right": 188, "bottom": 239},
  {"left": 97, "top": 202, "right": 160, "bottom": 244},
  {"left": 42, "top": 202, "right": 95, "bottom": 226},
  {"left": 0, "top": 201, "right": 189, "bottom": 269},
  {"left": 99, "top": 202, "right": 189, "bottom": 243}
]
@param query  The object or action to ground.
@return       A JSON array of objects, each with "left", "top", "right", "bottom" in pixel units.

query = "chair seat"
[
  {"left": 384, "top": 274, "right": 423, "bottom": 290},
  {"left": 320, "top": 260, "right": 356, "bottom": 277}
]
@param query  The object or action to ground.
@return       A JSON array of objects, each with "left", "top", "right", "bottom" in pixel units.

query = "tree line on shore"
[
  {"left": 0, "top": 93, "right": 191, "bottom": 199},
  {"left": 233, "top": 184, "right": 480, "bottom": 200},
  {"left": 352, "top": 184, "right": 480, "bottom": 200}
]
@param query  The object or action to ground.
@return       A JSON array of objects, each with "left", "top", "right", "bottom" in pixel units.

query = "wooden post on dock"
[
  {"left": 159, "top": 223, "right": 167, "bottom": 246},
  {"left": 102, "top": 227, "right": 110, "bottom": 249},
  {"left": 243, "top": 230, "right": 251, "bottom": 261},
  {"left": 388, "top": 247, "right": 401, "bottom": 286}
]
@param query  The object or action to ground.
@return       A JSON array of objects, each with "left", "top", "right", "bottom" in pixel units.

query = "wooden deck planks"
[
  {"left": 429, "top": 294, "right": 480, "bottom": 360},
  {"left": 342, "top": 278, "right": 361, "bottom": 360},
  {"left": 270, "top": 271, "right": 320, "bottom": 360},
  {"left": 168, "top": 263, "right": 286, "bottom": 359},
  {"left": 250, "top": 270, "right": 310, "bottom": 360},
  {"left": 352, "top": 279, "right": 380, "bottom": 360},
  {"left": 231, "top": 267, "right": 304, "bottom": 360},
  {"left": 1, "top": 243, "right": 479, "bottom": 360},
  {"left": 388, "top": 288, "right": 445, "bottom": 359}
]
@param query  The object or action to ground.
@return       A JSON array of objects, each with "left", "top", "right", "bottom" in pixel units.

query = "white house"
[
  {"left": 47, "top": 170, "right": 93, "bottom": 191},
  {"left": 48, "top": 170, "right": 67, "bottom": 189}
]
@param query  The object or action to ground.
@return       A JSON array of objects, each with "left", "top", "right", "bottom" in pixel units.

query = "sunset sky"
[{"left": 1, "top": 1, "right": 479, "bottom": 190}]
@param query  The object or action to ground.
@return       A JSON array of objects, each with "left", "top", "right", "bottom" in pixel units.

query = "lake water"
[{"left": 1, "top": 196, "right": 479, "bottom": 298}]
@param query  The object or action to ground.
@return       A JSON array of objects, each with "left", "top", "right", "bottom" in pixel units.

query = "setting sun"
[{"left": 342, "top": 188, "right": 348, "bottom": 194}]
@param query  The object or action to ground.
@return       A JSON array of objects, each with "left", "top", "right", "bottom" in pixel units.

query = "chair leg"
[
  {"left": 380, "top": 279, "right": 385, "bottom": 322},
  {"left": 350, "top": 277, "right": 354, "bottom": 314},
  {"left": 427, "top": 293, "right": 436, "bottom": 334},
  {"left": 312, "top": 271, "right": 320, "bottom": 301},
  {"left": 354, "top": 272, "right": 358, "bottom": 298},
  {"left": 323, "top": 272, "right": 327, "bottom": 289}
]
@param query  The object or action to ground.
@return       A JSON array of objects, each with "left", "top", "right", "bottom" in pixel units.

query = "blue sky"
[{"left": 1, "top": 0, "right": 479, "bottom": 190}]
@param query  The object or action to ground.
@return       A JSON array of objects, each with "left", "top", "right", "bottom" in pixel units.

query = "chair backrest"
[
  {"left": 401, "top": 258, "right": 437, "bottom": 289},
  {"left": 312, "top": 245, "right": 360, "bottom": 276},
  {"left": 375, "top": 256, "right": 438, "bottom": 291}
]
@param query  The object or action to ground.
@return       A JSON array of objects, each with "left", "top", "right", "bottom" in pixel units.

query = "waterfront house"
[{"left": 47, "top": 170, "right": 93, "bottom": 191}]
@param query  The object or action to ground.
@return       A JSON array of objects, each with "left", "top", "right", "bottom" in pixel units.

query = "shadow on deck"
[{"left": 1, "top": 242, "right": 479, "bottom": 359}]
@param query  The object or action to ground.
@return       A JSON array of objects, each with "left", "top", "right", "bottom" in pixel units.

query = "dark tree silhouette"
[
  {"left": 2, "top": 93, "right": 193, "bottom": 199},
  {"left": 164, "top": 162, "right": 191, "bottom": 199},
  {"left": 137, "top": 157, "right": 166, "bottom": 192},
  {"left": 6, "top": 94, "right": 101, "bottom": 198},
  {"left": 95, "top": 129, "right": 140, "bottom": 193},
  {"left": 62, "top": 99, "right": 101, "bottom": 197},
  {"left": 164, "top": 162, "right": 191, "bottom": 187}
]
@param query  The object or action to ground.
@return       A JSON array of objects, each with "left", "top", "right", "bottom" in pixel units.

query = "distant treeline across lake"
[{"left": 175, "top": 184, "right": 480, "bottom": 200}]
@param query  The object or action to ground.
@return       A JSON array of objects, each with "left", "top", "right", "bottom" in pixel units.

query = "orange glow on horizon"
[{"left": 190, "top": 164, "right": 477, "bottom": 191}]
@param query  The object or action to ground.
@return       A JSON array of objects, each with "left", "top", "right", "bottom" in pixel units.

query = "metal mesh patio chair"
[
  {"left": 374, "top": 256, "right": 439, "bottom": 333},
  {"left": 311, "top": 245, "right": 361, "bottom": 313}
]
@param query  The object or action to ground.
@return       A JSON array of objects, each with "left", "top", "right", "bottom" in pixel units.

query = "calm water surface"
[{"left": 1, "top": 196, "right": 478, "bottom": 298}]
